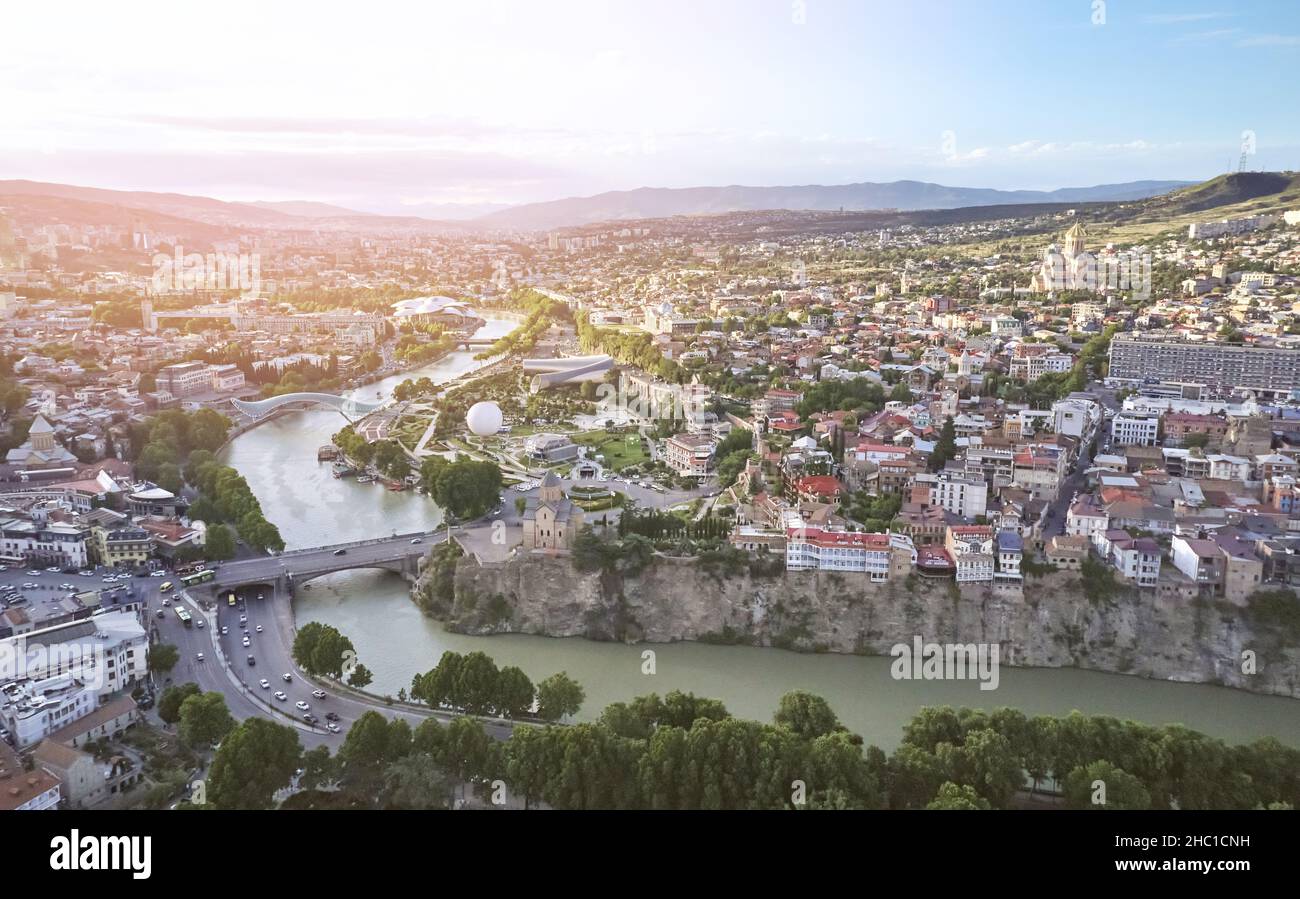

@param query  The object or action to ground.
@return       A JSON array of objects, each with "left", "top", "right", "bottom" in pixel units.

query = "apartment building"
[
  {"left": 664, "top": 433, "right": 716, "bottom": 477},
  {"left": 1110, "top": 411, "right": 1161, "bottom": 447},
  {"left": 1108, "top": 335, "right": 1300, "bottom": 397},
  {"left": 945, "top": 525, "right": 996, "bottom": 583},
  {"left": 0, "top": 674, "right": 96, "bottom": 748},
  {"left": 156, "top": 361, "right": 212, "bottom": 398},
  {"left": 785, "top": 526, "right": 915, "bottom": 580},
  {"left": 912, "top": 469, "right": 988, "bottom": 520}
]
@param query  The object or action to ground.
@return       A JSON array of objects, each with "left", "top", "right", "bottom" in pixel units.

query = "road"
[{"left": 154, "top": 554, "right": 515, "bottom": 751}]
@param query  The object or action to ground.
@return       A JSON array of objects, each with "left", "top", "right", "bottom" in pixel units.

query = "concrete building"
[
  {"left": 0, "top": 741, "right": 61, "bottom": 810},
  {"left": 1111, "top": 411, "right": 1161, "bottom": 447},
  {"left": 913, "top": 470, "right": 988, "bottom": 521},
  {"left": 785, "top": 526, "right": 915, "bottom": 580},
  {"left": 664, "top": 433, "right": 716, "bottom": 477},
  {"left": 1108, "top": 335, "right": 1300, "bottom": 398}
]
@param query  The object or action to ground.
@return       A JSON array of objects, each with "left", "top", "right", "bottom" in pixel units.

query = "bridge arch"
[{"left": 233, "top": 392, "right": 385, "bottom": 421}]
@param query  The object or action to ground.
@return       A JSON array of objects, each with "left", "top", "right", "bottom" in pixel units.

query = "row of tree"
[
  {"left": 185, "top": 450, "right": 285, "bottom": 553},
  {"left": 408, "top": 650, "right": 584, "bottom": 720}
]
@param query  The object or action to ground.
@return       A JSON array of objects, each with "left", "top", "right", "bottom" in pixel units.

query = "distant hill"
[
  {"left": 476, "top": 179, "right": 1193, "bottom": 230},
  {"left": 246, "top": 200, "right": 371, "bottom": 218}
]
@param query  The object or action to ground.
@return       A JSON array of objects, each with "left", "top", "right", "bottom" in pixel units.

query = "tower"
[
  {"left": 1063, "top": 222, "right": 1086, "bottom": 260},
  {"left": 140, "top": 296, "right": 155, "bottom": 332}
]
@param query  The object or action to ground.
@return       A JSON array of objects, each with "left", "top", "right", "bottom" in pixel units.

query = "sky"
[{"left": 2, "top": 0, "right": 1299, "bottom": 215}]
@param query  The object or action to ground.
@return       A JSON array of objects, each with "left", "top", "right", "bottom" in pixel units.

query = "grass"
[{"left": 572, "top": 428, "right": 648, "bottom": 470}]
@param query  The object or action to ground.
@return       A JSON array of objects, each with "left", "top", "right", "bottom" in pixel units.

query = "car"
[
  {"left": 239, "top": 615, "right": 247, "bottom": 625},
  {"left": 303, "top": 714, "right": 318, "bottom": 725},
  {"left": 79, "top": 570, "right": 93, "bottom": 577},
  {"left": 221, "top": 626, "right": 229, "bottom": 635},
  {"left": 410, "top": 537, "right": 422, "bottom": 544},
  {"left": 196, "top": 620, "right": 205, "bottom": 629},
  {"left": 161, "top": 597, "right": 170, "bottom": 607},
  {"left": 257, "top": 593, "right": 264, "bottom": 601},
  {"left": 312, "top": 690, "right": 326, "bottom": 699},
  {"left": 195, "top": 652, "right": 205, "bottom": 662},
  {"left": 150, "top": 570, "right": 165, "bottom": 577},
  {"left": 242, "top": 636, "right": 251, "bottom": 648},
  {"left": 156, "top": 609, "right": 165, "bottom": 619},
  {"left": 326, "top": 722, "right": 341, "bottom": 734},
  {"left": 27, "top": 570, "right": 41, "bottom": 576},
  {"left": 46, "top": 566, "right": 60, "bottom": 573},
  {"left": 255, "top": 625, "right": 263, "bottom": 633},
  {"left": 282, "top": 673, "right": 292, "bottom": 682},
  {"left": 259, "top": 678, "right": 270, "bottom": 689},
  {"left": 246, "top": 655, "right": 256, "bottom": 666},
  {"left": 296, "top": 701, "right": 310, "bottom": 711},
  {"left": 274, "top": 691, "right": 288, "bottom": 701},
  {"left": 324, "top": 711, "right": 340, "bottom": 722},
  {"left": 332, "top": 548, "right": 347, "bottom": 556}
]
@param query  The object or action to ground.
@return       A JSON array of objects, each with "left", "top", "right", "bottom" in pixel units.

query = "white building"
[
  {"left": 785, "top": 527, "right": 914, "bottom": 581},
  {"left": 0, "top": 674, "right": 96, "bottom": 749},
  {"left": 1110, "top": 411, "right": 1161, "bottom": 447},
  {"left": 914, "top": 470, "right": 988, "bottom": 520}
]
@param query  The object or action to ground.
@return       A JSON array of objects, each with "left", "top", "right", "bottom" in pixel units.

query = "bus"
[
  {"left": 180, "top": 569, "right": 215, "bottom": 587},
  {"left": 227, "top": 592, "right": 237, "bottom": 607},
  {"left": 159, "top": 581, "right": 174, "bottom": 593},
  {"left": 174, "top": 606, "right": 193, "bottom": 628}
]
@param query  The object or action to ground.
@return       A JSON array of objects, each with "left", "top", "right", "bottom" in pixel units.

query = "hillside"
[{"left": 475, "top": 179, "right": 1192, "bottom": 230}]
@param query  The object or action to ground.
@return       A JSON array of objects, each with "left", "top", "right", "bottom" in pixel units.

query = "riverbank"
[{"left": 425, "top": 550, "right": 1300, "bottom": 700}]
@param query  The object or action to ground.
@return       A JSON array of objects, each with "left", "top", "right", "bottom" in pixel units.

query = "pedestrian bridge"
[{"left": 233, "top": 392, "right": 385, "bottom": 421}]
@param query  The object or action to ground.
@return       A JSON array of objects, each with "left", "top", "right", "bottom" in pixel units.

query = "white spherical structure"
[{"left": 465, "top": 401, "right": 503, "bottom": 437}]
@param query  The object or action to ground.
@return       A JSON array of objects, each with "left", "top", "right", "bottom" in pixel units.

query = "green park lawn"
[{"left": 573, "top": 429, "right": 648, "bottom": 470}]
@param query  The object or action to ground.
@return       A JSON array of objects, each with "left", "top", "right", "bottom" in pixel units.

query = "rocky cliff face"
[{"left": 413, "top": 552, "right": 1300, "bottom": 699}]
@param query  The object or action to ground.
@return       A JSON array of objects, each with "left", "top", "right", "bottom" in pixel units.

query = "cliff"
[{"left": 411, "top": 550, "right": 1300, "bottom": 699}]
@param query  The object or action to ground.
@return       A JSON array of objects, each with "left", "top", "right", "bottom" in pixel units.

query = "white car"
[
  {"left": 196, "top": 620, "right": 205, "bottom": 629},
  {"left": 195, "top": 652, "right": 205, "bottom": 662},
  {"left": 255, "top": 625, "right": 263, "bottom": 633},
  {"left": 312, "top": 690, "right": 326, "bottom": 699},
  {"left": 221, "top": 626, "right": 229, "bottom": 635},
  {"left": 242, "top": 636, "right": 251, "bottom": 648},
  {"left": 150, "top": 571, "right": 166, "bottom": 577},
  {"left": 274, "top": 691, "right": 288, "bottom": 701},
  {"left": 259, "top": 678, "right": 270, "bottom": 689},
  {"left": 295, "top": 701, "right": 310, "bottom": 711},
  {"left": 326, "top": 722, "right": 342, "bottom": 734}
]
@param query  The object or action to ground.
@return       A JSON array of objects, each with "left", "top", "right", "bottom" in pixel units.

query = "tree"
[
  {"left": 208, "top": 718, "right": 302, "bottom": 809},
  {"left": 929, "top": 416, "right": 957, "bottom": 472},
  {"left": 494, "top": 666, "right": 536, "bottom": 718},
  {"left": 382, "top": 753, "right": 454, "bottom": 809},
  {"left": 536, "top": 671, "right": 585, "bottom": 722},
  {"left": 774, "top": 690, "right": 843, "bottom": 739},
  {"left": 203, "top": 523, "right": 236, "bottom": 561},
  {"left": 927, "top": 781, "right": 992, "bottom": 810},
  {"left": 292, "top": 621, "right": 357, "bottom": 679},
  {"left": 349, "top": 663, "right": 373, "bottom": 689},
  {"left": 1063, "top": 760, "right": 1152, "bottom": 810},
  {"left": 178, "top": 692, "right": 236, "bottom": 749},
  {"left": 149, "top": 643, "right": 180, "bottom": 675},
  {"left": 158, "top": 682, "right": 200, "bottom": 724},
  {"left": 299, "top": 745, "right": 337, "bottom": 790}
]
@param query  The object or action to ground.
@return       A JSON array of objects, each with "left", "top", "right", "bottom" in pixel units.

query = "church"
[
  {"left": 5, "top": 414, "right": 78, "bottom": 468},
  {"left": 521, "top": 470, "right": 584, "bottom": 551},
  {"left": 1029, "top": 221, "right": 1091, "bottom": 293}
]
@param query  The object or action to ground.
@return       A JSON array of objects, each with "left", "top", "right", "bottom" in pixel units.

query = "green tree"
[
  {"left": 149, "top": 643, "right": 180, "bottom": 675},
  {"left": 1063, "top": 760, "right": 1152, "bottom": 810},
  {"left": 927, "top": 781, "right": 992, "bottom": 810},
  {"left": 203, "top": 523, "right": 236, "bottom": 561},
  {"left": 774, "top": 690, "right": 843, "bottom": 739},
  {"left": 178, "top": 692, "right": 236, "bottom": 749},
  {"left": 536, "top": 671, "right": 585, "bottom": 722},
  {"left": 208, "top": 718, "right": 302, "bottom": 809},
  {"left": 158, "top": 682, "right": 201, "bottom": 724}
]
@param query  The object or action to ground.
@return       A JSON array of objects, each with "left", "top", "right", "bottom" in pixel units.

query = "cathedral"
[{"left": 1029, "top": 222, "right": 1091, "bottom": 293}]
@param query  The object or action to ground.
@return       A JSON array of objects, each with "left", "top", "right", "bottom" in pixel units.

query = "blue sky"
[{"left": 2, "top": 0, "right": 1297, "bottom": 212}]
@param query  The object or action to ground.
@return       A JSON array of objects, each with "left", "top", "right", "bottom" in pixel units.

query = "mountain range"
[{"left": 0, "top": 176, "right": 1202, "bottom": 235}]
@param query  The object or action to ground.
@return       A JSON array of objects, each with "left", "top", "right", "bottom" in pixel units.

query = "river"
[{"left": 221, "top": 316, "right": 1300, "bottom": 751}]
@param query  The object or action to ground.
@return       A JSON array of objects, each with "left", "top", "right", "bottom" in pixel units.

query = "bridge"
[
  {"left": 211, "top": 531, "right": 438, "bottom": 592},
  {"left": 455, "top": 337, "right": 498, "bottom": 350},
  {"left": 232, "top": 392, "right": 386, "bottom": 421}
]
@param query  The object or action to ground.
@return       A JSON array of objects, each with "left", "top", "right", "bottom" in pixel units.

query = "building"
[
  {"left": 1108, "top": 336, "right": 1300, "bottom": 398},
  {"left": 0, "top": 518, "right": 91, "bottom": 569},
  {"left": 945, "top": 525, "right": 996, "bottom": 583},
  {"left": 0, "top": 741, "right": 61, "bottom": 811},
  {"left": 785, "top": 526, "right": 915, "bottom": 580},
  {"left": 1101, "top": 530, "right": 1161, "bottom": 588},
  {"left": 33, "top": 738, "right": 141, "bottom": 808},
  {"left": 521, "top": 471, "right": 584, "bottom": 551},
  {"left": 156, "top": 361, "right": 213, "bottom": 398},
  {"left": 995, "top": 530, "right": 1023, "bottom": 582},
  {"left": 664, "top": 433, "right": 716, "bottom": 477},
  {"left": 1111, "top": 411, "right": 1161, "bottom": 447},
  {"left": 4, "top": 414, "right": 77, "bottom": 468},
  {"left": 913, "top": 470, "right": 988, "bottom": 521},
  {"left": 1170, "top": 535, "right": 1226, "bottom": 598},
  {"left": 523, "top": 433, "right": 580, "bottom": 463},
  {"left": 0, "top": 674, "right": 96, "bottom": 749}
]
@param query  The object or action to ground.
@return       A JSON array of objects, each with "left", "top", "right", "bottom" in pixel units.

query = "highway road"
[{"left": 214, "top": 532, "right": 434, "bottom": 588}]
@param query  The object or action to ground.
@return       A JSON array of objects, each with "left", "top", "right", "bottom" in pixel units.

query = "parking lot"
[{"left": 0, "top": 563, "right": 163, "bottom": 619}]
